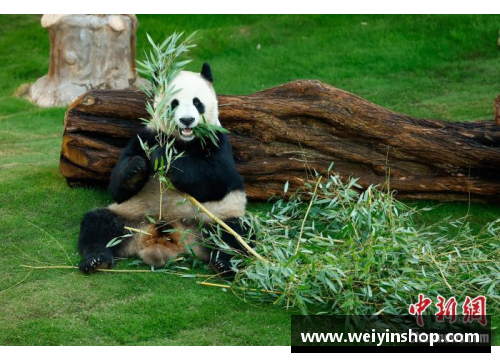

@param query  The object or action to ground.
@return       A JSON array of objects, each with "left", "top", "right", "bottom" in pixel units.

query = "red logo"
[
  {"left": 408, "top": 293, "right": 433, "bottom": 327},
  {"left": 462, "top": 295, "right": 487, "bottom": 326},
  {"left": 409, "top": 294, "right": 487, "bottom": 327},
  {"left": 436, "top": 295, "right": 458, "bottom": 323}
]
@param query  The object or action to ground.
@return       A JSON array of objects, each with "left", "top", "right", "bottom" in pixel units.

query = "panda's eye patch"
[
  {"left": 171, "top": 99, "right": 179, "bottom": 109},
  {"left": 193, "top": 97, "right": 205, "bottom": 114}
]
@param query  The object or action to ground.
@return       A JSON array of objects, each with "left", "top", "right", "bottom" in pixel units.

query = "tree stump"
[
  {"left": 60, "top": 81, "right": 500, "bottom": 203},
  {"left": 28, "top": 14, "right": 144, "bottom": 108}
]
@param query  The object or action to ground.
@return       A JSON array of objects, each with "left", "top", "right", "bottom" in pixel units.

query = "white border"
[
  {"left": 0, "top": 8, "right": 497, "bottom": 356},
  {"left": 0, "top": 347, "right": 497, "bottom": 360},
  {"left": 1, "top": 1, "right": 500, "bottom": 14}
]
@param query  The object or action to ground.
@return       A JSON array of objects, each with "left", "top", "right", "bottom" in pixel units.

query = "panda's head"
[{"left": 167, "top": 63, "right": 220, "bottom": 142}]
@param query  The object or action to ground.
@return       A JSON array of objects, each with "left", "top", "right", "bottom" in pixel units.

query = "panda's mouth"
[{"left": 180, "top": 128, "right": 193, "bottom": 137}]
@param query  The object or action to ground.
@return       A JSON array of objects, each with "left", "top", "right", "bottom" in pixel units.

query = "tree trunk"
[
  {"left": 60, "top": 81, "right": 500, "bottom": 203},
  {"left": 28, "top": 14, "right": 144, "bottom": 108}
]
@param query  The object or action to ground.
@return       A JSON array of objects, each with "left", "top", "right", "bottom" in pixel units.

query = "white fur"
[{"left": 109, "top": 178, "right": 247, "bottom": 223}]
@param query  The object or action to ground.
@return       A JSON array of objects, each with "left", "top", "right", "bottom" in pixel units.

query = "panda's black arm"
[
  {"left": 108, "top": 129, "right": 156, "bottom": 203},
  {"left": 167, "top": 133, "right": 245, "bottom": 202}
]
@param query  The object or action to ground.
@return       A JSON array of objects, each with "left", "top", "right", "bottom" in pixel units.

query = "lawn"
[{"left": 0, "top": 14, "right": 499, "bottom": 345}]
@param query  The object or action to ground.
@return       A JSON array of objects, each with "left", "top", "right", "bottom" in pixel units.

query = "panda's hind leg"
[
  {"left": 205, "top": 218, "right": 255, "bottom": 277},
  {"left": 78, "top": 208, "right": 127, "bottom": 273}
]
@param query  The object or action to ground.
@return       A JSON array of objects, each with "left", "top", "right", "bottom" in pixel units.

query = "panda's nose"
[{"left": 180, "top": 117, "right": 195, "bottom": 127}]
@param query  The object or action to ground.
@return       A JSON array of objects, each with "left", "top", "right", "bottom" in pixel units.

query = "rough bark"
[
  {"left": 60, "top": 81, "right": 500, "bottom": 203},
  {"left": 28, "top": 14, "right": 144, "bottom": 108}
]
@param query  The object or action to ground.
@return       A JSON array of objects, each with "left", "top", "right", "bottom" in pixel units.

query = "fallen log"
[{"left": 60, "top": 80, "right": 500, "bottom": 203}]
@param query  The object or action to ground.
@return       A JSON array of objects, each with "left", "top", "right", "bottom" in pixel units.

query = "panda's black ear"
[{"left": 200, "top": 62, "right": 214, "bottom": 84}]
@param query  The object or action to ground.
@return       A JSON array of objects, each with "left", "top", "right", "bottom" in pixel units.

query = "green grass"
[{"left": 0, "top": 14, "right": 499, "bottom": 345}]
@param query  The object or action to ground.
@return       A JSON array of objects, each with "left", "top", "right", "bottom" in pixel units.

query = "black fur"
[
  {"left": 78, "top": 208, "right": 127, "bottom": 273},
  {"left": 108, "top": 130, "right": 155, "bottom": 203},
  {"left": 200, "top": 62, "right": 213, "bottom": 83},
  {"left": 151, "top": 130, "right": 244, "bottom": 203},
  {"left": 109, "top": 127, "right": 244, "bottom": 204},
  {"left": 203, "top": 218, "right": 255, "bottom": 276},
  {"left": 193, "top": 97, "right": 205, "bottom": 114}
]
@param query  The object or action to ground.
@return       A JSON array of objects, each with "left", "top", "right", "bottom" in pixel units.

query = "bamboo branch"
[
  {"left": 20, "top": 264, "right": 212, "bottom": 277},
  {"left": 427, "top": 253, "right": 453, "bottom": 293},
  {"left": 197, "top": 281, "right": 283, "bottom": 295},
  {"left": 184, "top": 193, "right": 269, "bottom": 263},
  {"left": 294, "top": 176, "right": 322, "bottom": 255},
  {"left": 0, "top": 270, "right": 33, "bottom": 295},
  {"left": 197, "top": 281, "right": 336, "bottom": 302},
  {"left": 124, "top": 226, "right": 152, "bottom": 236},
  {"left": 21, "top": 265, "right": 77, "bottom": 270},
  {"left": 27, "top": 221, "right": 73, "bottom": 265}
]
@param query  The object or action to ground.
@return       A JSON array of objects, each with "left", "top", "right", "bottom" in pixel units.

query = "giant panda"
[{"left": 77, "top": 63, "right": 251, "bottom": 275}]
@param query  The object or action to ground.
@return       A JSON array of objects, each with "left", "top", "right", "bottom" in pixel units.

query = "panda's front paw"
[
  {"left": 79, "top": 250, "right": 115, "bottom": 273},
  {"left": 121, "top": 156, "right": 149, "bottom": 191},
  {"left": 209, "top": 252, "right": 235, "bottom": 278},
  {"left": 125, "top": 156, "right": 148, "bottom": 178}
]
